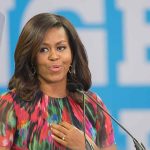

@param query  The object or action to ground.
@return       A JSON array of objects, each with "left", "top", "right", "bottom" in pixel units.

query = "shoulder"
[
  {"left": 0, "top": 89, "right": 16, "bottom": 104},
  {"left": 85, "top": 90, "right": 109, "bottom": 114},
  {"left": 86, "top": 90, "right": 104, "bottom": 105}
]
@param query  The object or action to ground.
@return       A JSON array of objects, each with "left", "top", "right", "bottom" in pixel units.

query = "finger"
[
  {"left": 59, "top": 121, "right": 74, "bottom": 130},
  {"left": 51, "top": 134, "right": 67, "bottom": 146},
  {"left": 51, "top": 123, "right": 68, "bottom": 133},
  {"left": 51, "top": 127, "right": 66, "bottom": 139}
]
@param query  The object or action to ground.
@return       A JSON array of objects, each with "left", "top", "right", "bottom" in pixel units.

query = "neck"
[{"left": 40, "top": 81, "right": 68, "bottom": 98}]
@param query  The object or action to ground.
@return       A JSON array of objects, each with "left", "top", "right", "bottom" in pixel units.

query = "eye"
[
  {"left": 39, "top": 47, "right": 49, "bottom": 53},
  {"left": 57, "top": 46, "right": 66, "bottom": 51}
]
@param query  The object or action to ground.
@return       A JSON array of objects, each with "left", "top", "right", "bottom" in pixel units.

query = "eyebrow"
[
  {"left": 42, "top": 40, "right": 68, "bottom": 46},
  {"left": 56, "top": 40, "right": 68, "bottom": 45}
]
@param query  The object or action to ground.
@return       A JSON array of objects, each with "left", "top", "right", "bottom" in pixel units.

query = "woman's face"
[{"left": 36, "top": 27, "right": 72, "bottom": 86}]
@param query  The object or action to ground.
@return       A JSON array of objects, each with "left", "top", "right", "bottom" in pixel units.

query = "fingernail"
[{"left": 51, "top": 134, "right": 54, "bottom": 138}]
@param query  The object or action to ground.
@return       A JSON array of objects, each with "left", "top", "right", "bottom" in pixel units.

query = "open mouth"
[{"left": 48, "top": 65, "right": 62, "bottom": 72}]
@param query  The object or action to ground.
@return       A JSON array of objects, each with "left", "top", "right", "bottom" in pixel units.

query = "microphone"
[
  {"left": 68, "top": 83, "right": 146, "bottom": 150},
  {"left": 68, "top": 82, "right": 94, "bottom": 150}
]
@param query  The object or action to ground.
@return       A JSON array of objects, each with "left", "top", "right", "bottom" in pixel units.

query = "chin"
[{"left": 48, "top": 77, "right": 66, "bottom": 83}]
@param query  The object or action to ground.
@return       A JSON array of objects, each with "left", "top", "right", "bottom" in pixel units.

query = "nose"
[{"left": 48, "top": 49, "right": 59, "bottom": 61}]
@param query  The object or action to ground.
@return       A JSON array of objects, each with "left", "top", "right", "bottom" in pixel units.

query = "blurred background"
[{"left": 0, "top": 0, "right": 150, "bottom": 149}]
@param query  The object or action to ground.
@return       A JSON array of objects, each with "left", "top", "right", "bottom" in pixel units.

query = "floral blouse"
[{"left": 0, "top": 90, "right": 115, "bottom": 150}]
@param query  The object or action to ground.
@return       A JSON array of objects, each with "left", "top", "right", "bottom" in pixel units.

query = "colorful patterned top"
[{"left": 0, "top": 90, "right": 115, "bottom": 150}]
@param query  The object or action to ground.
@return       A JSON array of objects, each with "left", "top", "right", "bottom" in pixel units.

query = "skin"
[
  {"left": 51, "top": 121, "right": 117, "bottom": 150},
  {"left": 0, "top": 27, "right": 117, "bottom": 150},
  {"left": 0, "top": 27, "right": 72, "bottom": 150},
  {"left": 36, "top": 27, "right": 117, "bottom": 150},
  {"left": 36, "top": 27, "right": 72, "bottom": 98}
]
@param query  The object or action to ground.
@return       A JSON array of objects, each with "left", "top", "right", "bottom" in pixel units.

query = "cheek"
[
  {"left": 64, "top": 54, "right": 72, "bottom": 68},
  {"left": 36, "top": 56, "right": 46, "bottom": 73},
  {"left": 36, "top": 54, "right": 43, "bottom": 64},
  {"left": 36, "top": 64, "right": 43, "bottom": 76}
]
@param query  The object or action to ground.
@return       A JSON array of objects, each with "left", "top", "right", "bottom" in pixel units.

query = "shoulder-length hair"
[{"left": 8, "top": 13, "right": 91, "bottom": 100}]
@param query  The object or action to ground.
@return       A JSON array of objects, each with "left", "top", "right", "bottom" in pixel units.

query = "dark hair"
[{"left": 8, "top": 13, "right": 91, "bottom": 100}]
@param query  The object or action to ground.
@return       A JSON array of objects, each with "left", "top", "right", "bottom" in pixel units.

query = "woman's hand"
[
  {"left": 51, "top": 121, "right": 85, "bottom": 150},
  {"left": 0, "top": 147, "right": 10, "bottom": 150},
  {"left": 50, "top": 121, "right": 117, "bottom": 150}
]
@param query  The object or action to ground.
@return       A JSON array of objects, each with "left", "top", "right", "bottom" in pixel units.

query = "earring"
[
  {"left": 68, "top": 65, "right": 78, "bottom": 84},
  {"left": 69, "top": 65, "right": 75, "bottom": 75},
  {"left": 31, "top": 64, "right": 36, "bottom": 76},
  {"left": 69, "top": 65, "right": 72, "bottom": 74}
]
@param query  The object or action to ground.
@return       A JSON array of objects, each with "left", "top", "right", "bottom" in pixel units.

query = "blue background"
[{"left": 0, "top": 0, "right": 150, "bottom": 149}]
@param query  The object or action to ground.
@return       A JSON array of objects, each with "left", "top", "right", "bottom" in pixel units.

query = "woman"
[{"left": 0, "top": 13, "right": 117, "bottom": 150}]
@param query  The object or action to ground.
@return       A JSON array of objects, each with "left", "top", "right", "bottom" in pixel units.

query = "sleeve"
[
  {"left": 94, "top": 94, "right": 115, "bottom": 148},
  {"left": 0, "top": 92, "right": 16, "bottom": 148}
]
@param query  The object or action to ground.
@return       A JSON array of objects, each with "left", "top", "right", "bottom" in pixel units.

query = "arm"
[
  {"left": 51, "top": 122, "right": 117, "bottom": 150},
  {"left": 101, "top": 145, "right": 117, "bottom": 150},
  {"left": 0, "top": 92, "right": 16, "bottom": 149},
  {"left": 93, "top": 144, "right": 117, "bottom": 150},
  {"left": 0, "top": 147, "right": 10, "bottom": 150},
  {"left": 93, "top": 93, "right": 117, "bottom": 150},
  {"left": 86, "top": 134, "right": 117, "bottom": 150}
]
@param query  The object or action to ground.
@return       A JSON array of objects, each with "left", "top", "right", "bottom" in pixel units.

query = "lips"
[{"left": 48, "top": 65, "right": 62, "bottom": 72}]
